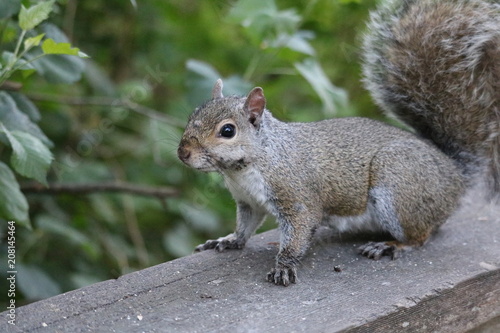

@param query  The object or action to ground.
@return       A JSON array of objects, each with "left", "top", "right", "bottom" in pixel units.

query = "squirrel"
[{"left": 177, "top": 0, "right": 499, "bottom": 286}]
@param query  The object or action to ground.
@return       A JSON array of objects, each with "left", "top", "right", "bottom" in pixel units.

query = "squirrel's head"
[{"left": 178, "top": 79, "right": 266, "bottom": 172}]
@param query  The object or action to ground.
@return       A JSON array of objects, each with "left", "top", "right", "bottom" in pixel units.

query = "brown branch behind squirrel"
[{"left": 177, "top": 0, "right": 499, "bottom": 286}]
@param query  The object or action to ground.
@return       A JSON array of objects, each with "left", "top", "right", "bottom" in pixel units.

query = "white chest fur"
[{"left": 223, "top": 166, "right": 273, "bottom": 213}]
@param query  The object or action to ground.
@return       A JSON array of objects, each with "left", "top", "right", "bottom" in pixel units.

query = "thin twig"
[
  {"left": 26, "top": 93, "right": 186, "bottom": 128},
  {"left": 63, "top": 0, "right": 78, "bottom": 42},
  {"left": 21, "top": 182, "right": 179, "bottom": 199},
  {"left": 122, "top": 194, "right": 150, "bottom": 267},
  {"left": 0, "top": 81, "right": 23, "bottom": 91}
]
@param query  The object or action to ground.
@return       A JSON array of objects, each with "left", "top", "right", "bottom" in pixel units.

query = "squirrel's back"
[{"left": 362, "top": 0, "right": 500, "bottom": 198}]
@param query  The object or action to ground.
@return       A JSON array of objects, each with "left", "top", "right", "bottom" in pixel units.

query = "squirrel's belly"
[{"left": 326, "top": 206, "right": 381, "bottom": 233}]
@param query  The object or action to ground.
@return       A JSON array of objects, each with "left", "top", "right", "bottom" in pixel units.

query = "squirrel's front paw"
[
  {"left": 266, "top": 266, "right": 298, "bottom": 287},
  {"left": 194, "top": 233, "right": 244, "bottom": 252}
]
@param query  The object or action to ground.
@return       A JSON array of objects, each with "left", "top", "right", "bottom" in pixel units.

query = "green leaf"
[
  {"left": 0, "top": 0, "right": 21, "bottom": 19},
  {"left": 18, "top": 0, "right": 55, "bottom": 31},
  {"left": 186, "top": 59, "right": 220, "bottom": 81},
  {"left": 276, "top": 31, "right": 315, "bottom": 56},
  {"left": 0, "top": 91, "right": 52, "bottom": 147},
  {"left": 2, "top": 125, "right": 53, "bottom": 185},
  {"left": 0, "top": 161, "right": 30, "bottom": 228},
  {"left": 84, "top": 60, "right": 117, "bottom": 96},
  {"left": 21, "top": 68, "right": 37, "bottom": 78},
  {"left": 227, "top": 0, "right": 276, "bottom": 24},
  {"left": 295, "top": 58, "right": 349, "bottom": 116},
  {"left": 228, "top": 0, "right": 303, "bottom": 51},
  {"left": 24, "top": 33, "right": 45, "bottom": 51},
  {"left": 176, "top": 201, "right": 220, "bottom": 232},
  {"left": 36, "top": 215, "right": 92, "bottom": 247},
  {"left": 185, "top": 59, "right": 252, "bottom": 107},
  {"left": 163, "top": 224, "right": 196, "bottom": 257},
  {"left": 42, "top": 38, "right": 87, "bottom": 57},
  {"left": 339, "top": 0, "right": 362, "bottom": 3},
  {"left": 2, "top": 51, "right": 16, "bottom": 68},
  {"left": 2, "top": 51, "right": 35, "bottom": 71},
  {"left": 77, "top": 50, "right": 90, "bottom": 58},
  {"left": 8, "top": 91, "right": 41, "bottom": 122},
  {"left": 69, "top": 273, "right": 103, "bottom": 290},
  {"left": 17, "top": 263, "right": 61, "bottom": 300},
  {"left": 23, "top": 23, "right": 87, "bottom": 84},
  {"left": 25, "top": 51, "right": 85, "bottom": 83}
]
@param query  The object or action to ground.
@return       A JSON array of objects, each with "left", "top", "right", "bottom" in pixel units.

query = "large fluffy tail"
[{"left": 362, "top": 0, "right": 500, "bottom": 199}]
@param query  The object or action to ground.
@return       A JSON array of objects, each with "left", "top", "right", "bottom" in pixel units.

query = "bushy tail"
[{"left": 362, "top": 0, "right": 500, "bottom": 199}]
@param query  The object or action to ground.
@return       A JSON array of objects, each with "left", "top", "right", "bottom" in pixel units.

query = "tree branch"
[
  {"left": 0, "top": 80, "right": 22, "bottom": 91},
  {"left": 26, "top": 93, "right": 186, "bottom": 128},
  {"left": 21, "top": 182, "right": 179, "bottom": 199}
]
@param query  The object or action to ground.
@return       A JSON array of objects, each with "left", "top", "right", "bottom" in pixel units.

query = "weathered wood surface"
[{"left": 3, "top": 193, "right": 500, "bottom": 333}]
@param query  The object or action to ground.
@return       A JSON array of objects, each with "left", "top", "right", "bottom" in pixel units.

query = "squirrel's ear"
[
  {"left": 244, "top": 87, "right": 266, "bottom": 127},
  {"left": 212, "top": 79, "right": 224, "bottom": 99}
]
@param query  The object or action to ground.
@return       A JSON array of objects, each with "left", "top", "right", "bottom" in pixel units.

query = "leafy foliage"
[
  {"left": 0, "top": 161, "right": 28, "bottom": 225},
  {"left": 0, "top": 0, "right": 378, "bottom": 306},
  {"left": 3, "top": 126, "right": 53, "bottom": 185},
  {"left": 18, "top": 0, "right": 54, "bottom": 31},
  {"left": 0, "top": 0, "right": 87, "bottom": 229}
]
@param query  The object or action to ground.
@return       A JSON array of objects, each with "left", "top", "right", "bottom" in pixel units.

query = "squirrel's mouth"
[
  {"left": 177, "top": 147, "right": 218, "bottom": 173},
  {"left": 193, "top": 164, "right": 218, "bottom": 173},
  {"left": 181, "top": 159, "right": 217, "bottom": 173}
]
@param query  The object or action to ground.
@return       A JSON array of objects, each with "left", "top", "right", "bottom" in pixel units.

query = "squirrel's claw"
[
  {"left": 194, "top": 233, "right": 244, "bottom": 253},
  {"left": 358, "top": 241, "right": 400, "bottom": 260},
  {"left": 194, "top": 239, "right": 219, "bottom": 252},
  {"left": 267, "top": 266, "right": 298, "bottom": 286}
]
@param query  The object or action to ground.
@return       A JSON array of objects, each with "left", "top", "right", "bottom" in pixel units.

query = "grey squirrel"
[{"left": 177, "top": 0, "right": 499, "bottom": 286}]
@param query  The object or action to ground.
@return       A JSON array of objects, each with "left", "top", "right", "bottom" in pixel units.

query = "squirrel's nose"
[{"left": 177, "top": 146, "right": 191, "bottom": 162}]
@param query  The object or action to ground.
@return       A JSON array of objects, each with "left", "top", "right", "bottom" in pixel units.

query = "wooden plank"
[{"left": 3, "top": 192, "right": 499, "bottom": 333}]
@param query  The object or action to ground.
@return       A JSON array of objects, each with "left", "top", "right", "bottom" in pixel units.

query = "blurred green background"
[{"left": 0, "top": 0, "right": 382, "bottom": 306}]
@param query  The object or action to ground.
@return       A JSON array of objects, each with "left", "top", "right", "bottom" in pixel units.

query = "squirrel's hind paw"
[{"left": 358, "top": 241, "right": 404, "bottom": 260}]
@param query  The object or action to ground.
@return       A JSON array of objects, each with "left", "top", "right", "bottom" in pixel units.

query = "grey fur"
[
  {"left": 178, "top": 0, "right": 498, "bottom": 286},
  {"left": 362, "top": 0, "right": 500, "bottom": 198},
  {"left": 178, "top": 88, "right": 463, "bottom": 286}
]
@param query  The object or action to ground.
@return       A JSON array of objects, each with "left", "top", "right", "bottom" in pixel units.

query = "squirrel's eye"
[{"left": 219, "top": 124, "right": 236, "bottom": 138}]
